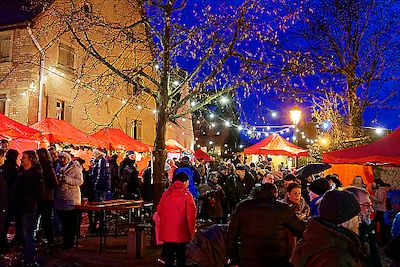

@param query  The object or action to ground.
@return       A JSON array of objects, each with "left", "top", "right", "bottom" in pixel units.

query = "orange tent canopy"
[
  {"left": 166, "top": 139, "right": 188, "bottom": 153},
  {"left": 244, "top": 133, "right": 309, "bottom": 157},
  {"left": 0, "top": 113, "right": 40, "bottom": 140},
  {"left": 31, "top": 118, "right": 103, "bottom": 147},
  {"left": 90, "top": 128, "right": 152, "bottom": 152},
  {"left": 194, "top": 149, "right": 214, "bottom": 161}
]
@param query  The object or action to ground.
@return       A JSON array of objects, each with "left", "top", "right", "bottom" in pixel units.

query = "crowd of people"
[
  {"left": 0, "top": 140, "right": 147, "bottom": 267},
  {"left": 0, "top": 140, "right": 399, "bottom": 267},
  {"left": 156, "top": 154, "right": 400, "bottom": 267}
]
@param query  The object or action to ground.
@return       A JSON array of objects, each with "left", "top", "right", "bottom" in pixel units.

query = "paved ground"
[{"left": 0, "top": 236, "right": 162, "bottom": 267}]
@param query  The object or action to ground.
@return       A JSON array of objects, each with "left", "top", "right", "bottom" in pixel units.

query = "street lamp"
[{"left": 290, "top": 106, "right": 302, "bottom": 125}]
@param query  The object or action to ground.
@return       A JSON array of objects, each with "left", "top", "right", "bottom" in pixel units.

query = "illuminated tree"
[
  {"left": 31, "top": 0, "right": 304, "bottom": 202},
  {"left": 280, "top": 0, "right": 400, "bottom": 140}
]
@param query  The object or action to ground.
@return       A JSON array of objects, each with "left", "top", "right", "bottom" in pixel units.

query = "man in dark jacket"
[
  {"left": 293, "top": 190, "right": 367, "bottom": 267},
  {"left": 119, "top": 150, "right": 140, "bottom": 199},
  {"left": 14, "top": 150, "right": 44, "bottom": 266},
  {"left": 224, "top": 165, "right": 254, "bottom": 214},
  {"left": 345, "top": 186, "right": 382, "bottom": 267},
  {"left": 0, "top": 150, "right": 8, "bottom": 252},
  {"left": 226, "top": 183, "right": 305, "bottom": 267}
]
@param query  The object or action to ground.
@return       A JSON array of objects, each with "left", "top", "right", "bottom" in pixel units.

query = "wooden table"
[{"left": 74, "top": 199, "right": 144, "bottom": 252}]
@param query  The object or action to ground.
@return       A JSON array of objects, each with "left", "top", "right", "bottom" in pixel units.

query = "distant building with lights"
[
  {"left": 192, "top": 94, "right": 240, "bottom": 157},
  {"left": 0, "top": 0, "right": 194, "bottom": 148}
]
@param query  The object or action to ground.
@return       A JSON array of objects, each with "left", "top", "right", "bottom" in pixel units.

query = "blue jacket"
[
  {"left": 174, "top": 166, "right": 199, "bottom": 198},
  {"left": 92, "top": 156, "right": 111, "bottom": 193}
]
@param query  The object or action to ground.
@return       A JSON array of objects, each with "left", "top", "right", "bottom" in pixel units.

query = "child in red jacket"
[{"left": 156, "top": 172, "right": 197, "bottom": 267}]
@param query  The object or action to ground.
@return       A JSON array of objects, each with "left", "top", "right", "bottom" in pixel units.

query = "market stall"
[
  {"left": 323, "top": 128, "right": 400, "bottom": 188},
  {"left": 194, "top": 149, "right": 214, "bottom": 161},
  {"left": 0, "top": 113, "right": 41, "bottom": 152},
  {"left": 90, "top": 128, "right": 152, "bottom": 152},
  {"left": 31, "top": 118, "right": 104, "bottom": 147},
  {"left": 244, "top": 133, "right": 308, "bottom": 168}
]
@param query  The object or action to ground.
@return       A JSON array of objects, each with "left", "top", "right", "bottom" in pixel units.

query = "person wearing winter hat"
[
  {"left": 293, "top": 190, "right": 367, "bottom": 267},
  {"left": 308, "top": 178, "right": 331, "bottom": 217}
]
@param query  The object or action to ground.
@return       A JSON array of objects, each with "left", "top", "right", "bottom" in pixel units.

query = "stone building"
[{"left": 0, "top": 0, "right": 194, "bottom": 148}]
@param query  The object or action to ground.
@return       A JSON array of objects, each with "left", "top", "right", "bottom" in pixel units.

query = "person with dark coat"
[
  {"left": 293, "top": 190, "right": 367, "bottom": 267},
  {"left": 226, "top": 183, "right": 305, "bottom": 267},
  {"left": 36, "top": 148, "right": 58, "bottom": 252},
  {"left": 224, "top": 165, "right": 254, "bottom": 214},
  {"left": 0, "top": 150, "right": 8, "bottom": 252},
  {"left": 199, "top": 171, "right": 225, "bottom": 223},
  {"left": 345, "top": 186, "right": 382, "bottom": 267},
  {"left": 119, "top": 150, "right": 140, "bottom": 199},
  {"left": 107, "top": 154, "right": 119, "bottom": 197},
  {"left": 14, "top": 150, "right": 44, "bottom": 266},
  {"left": 141, "top": 161, "right": 153, "bottom": 201},
  {"left": 308, "top": 178, "right": 331, "bottom": 217},
  {"left": 2, "top": 149, "right": 19, "bottom": 246}
]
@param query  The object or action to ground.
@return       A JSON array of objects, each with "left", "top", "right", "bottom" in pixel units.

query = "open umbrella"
[{"left": 296, "top": 163, "right": 332, "bottom": 178}]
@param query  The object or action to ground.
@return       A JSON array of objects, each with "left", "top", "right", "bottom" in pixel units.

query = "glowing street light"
[{"left": 290, "top": 106, "right": 302, "bottom": 125}]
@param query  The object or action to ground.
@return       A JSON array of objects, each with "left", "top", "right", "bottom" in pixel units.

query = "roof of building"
[{"left": 0, "top": 0, "right": 45, "bottom": 26}]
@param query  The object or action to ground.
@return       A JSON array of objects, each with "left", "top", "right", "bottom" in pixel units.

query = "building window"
[
  {"left": 0, "top": 33, "right": 12, "bottom": 63},
  {"left": 56, "top": 99, "right": 65, "bottom": 120},
  {"left": 0, "top": 94, "right": 7, "bottom": 114},
  {"left": 58, "top": 43, "right": 75, "bottom": 71},
  {"left": 132, "top": 120, "right": 142, "bottom": 140}
]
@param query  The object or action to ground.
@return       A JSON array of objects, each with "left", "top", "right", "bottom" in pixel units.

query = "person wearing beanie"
[
  {"left": 293, "top": 190, "right": 367, "bottom": 267},
  {"left": 308, "top": 178, "right": 331, "bottom": 217}
]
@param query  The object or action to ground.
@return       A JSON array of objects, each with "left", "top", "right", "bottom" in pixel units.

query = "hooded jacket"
[
  {"left": 293, "top": 218, "right": 367, "bottom": 267},
  {"left": 54, "top": 160, "right": 83, "bottom": 210},
  {"left": 156, "top": 181, "right": 196, "bottom": 243}
]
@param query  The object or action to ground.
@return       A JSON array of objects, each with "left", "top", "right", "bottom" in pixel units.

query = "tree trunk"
[
  {"left": 347, "top": 83, "right": 363, "bottom": 137},
  {"left": 152, "top": 109, "right": 168, "bottom": 209}
]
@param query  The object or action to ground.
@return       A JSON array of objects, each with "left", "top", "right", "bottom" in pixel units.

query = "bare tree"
[
  {"left": 280, "top": 0, "right": 400, "bottom": 139},
  {"left": 31, "top": 0, "right": 304, "bottom": 202}
]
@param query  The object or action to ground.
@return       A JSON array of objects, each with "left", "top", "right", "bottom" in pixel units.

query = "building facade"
[{"left": 0, "top": 0, "right": 194, "bottom": 149}]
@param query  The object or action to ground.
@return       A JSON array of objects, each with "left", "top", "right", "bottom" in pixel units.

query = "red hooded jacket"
[{"left": 157, "top": 181, "right": 197, "bottom": 243}]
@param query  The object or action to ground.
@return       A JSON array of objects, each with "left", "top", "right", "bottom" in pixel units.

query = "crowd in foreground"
[
  {"left": 156, "top": 155, "right": 400, "bottom": 267},
  {"left": 0, "top": 140, "right": 150, "bottom": 267},
  {"left": 0, "top": 138, "right": 399, "bottom": 267}
]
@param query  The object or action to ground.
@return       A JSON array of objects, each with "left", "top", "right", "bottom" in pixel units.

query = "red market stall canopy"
[
  {"left": 244, "top": 133, "right": 309, "bottom": 157},
  {"left": 31, "top": 118, "right": 104, "bottom": 147},
  {"left": 90, "top": 128, "right": 152, "bottom": 152},
  {"left": 166, "top": 139, "right": 189, "bottom": 153},
  {"left": 194, "top": 149, "right": 214, "bottom": 161},
  {"left": 0, "top": 113, "right": 40, "bottom": 140},
  {"left": 323, "top": 128, "right": 400, "bottom": 165}
]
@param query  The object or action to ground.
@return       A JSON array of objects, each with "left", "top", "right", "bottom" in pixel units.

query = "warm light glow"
[
  {"left": 320, "top": 138, "right": 330, "bottom": 146},
  {"left": 375, "top": 128, "right": 384, "bottom": 135},
  {"left": 290, "top": 106, "right": 302, "bottom": 125}
]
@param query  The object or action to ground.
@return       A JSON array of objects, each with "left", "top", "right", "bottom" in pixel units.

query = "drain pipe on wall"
[{"left": 27, "top": 24, "right": 45, "bottom": 122}]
